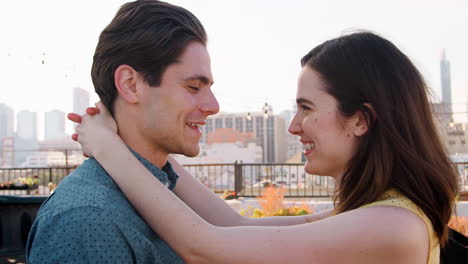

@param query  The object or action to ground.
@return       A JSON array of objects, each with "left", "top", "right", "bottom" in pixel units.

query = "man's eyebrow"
[
  {"left": 184, "top": 75, "right": 214, "bottom": 86},
  {"left": 296, "top": 97, "right": 315, "bottom": 106}
]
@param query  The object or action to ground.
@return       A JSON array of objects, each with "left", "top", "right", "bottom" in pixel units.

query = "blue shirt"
[{"left": 26, "top": 151, "right": 184, "bottom": 264}]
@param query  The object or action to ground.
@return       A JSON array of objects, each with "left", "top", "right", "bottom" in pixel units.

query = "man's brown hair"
[{"left": 91, "top": 0, "right": 207, "bottom": 115}]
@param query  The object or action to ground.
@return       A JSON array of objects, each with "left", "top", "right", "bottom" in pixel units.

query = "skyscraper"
[
  {"left": 17, "top": 110, "right": 37, "bottom": 140},
  {"left": 0, "top": 103, "right": 14, "bottom": 140},
  {"left": 73, "top": 87, "right": 90, "bottom": 115},
  {"left": 44, "top": 110, "right": 66, "bottom": 140},
  {"left": 440, "top": 50, "right": 452, "bottom": 120},
  {"left": 203, "top": 111, "right": 286, "bottom": 163}
]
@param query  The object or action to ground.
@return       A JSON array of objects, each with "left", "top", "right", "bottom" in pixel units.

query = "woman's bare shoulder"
[
  {"left": 284, "top": 205, "right": 429, "bottom": 264},
  {"left": 325, "top": 205, "right": 429, "bottom": 263}
]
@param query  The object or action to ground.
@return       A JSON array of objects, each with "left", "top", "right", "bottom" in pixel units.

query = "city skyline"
[
  {"left": 0, "top": 0, "right": 467, "bottom": 139},
  {"left": 0, "top": 86, "right": 90, "bottom": 140}
]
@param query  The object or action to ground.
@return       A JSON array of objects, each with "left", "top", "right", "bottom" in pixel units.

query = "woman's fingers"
[
  {"left": 94, "top": 101, "right": 118, "bottom": 133},
  {"left": 94, "top": 101, "right": 107, "bottom": 112},
  {"left": 67, "top": 113, "right": 82, "bottom": 124},
  {"left": 68, "top": 114, "right": 81, "bottom": 141},
  {"left": 95, "top": 101, "right": 110, "bottom": 116},
  {"left": 86, "top": 107, "right": 100, "bottom": 115}
]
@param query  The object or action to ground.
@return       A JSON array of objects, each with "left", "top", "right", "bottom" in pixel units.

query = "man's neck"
[
  {"left": 122, "top": 135, "right": 169, "bottom": 169},
  {"left": 115, "top": 115, "right": 168, "bottom": 169}
]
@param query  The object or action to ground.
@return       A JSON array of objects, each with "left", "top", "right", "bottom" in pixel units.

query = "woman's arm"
[
  {"left": 93, "top": 138, "right": 425, "bottom": 264},
  {"left": 76, "top": 108, "right": 425, "bottom": 264}
]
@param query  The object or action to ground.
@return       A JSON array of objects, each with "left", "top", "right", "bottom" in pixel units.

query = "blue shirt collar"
[{"left": 129, "top": 148, "right": 179, "bottom": 190}]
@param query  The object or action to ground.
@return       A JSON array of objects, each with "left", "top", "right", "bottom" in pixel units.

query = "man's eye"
[{"left": 188, "top": 86, "right": 200, "bottom": 91}]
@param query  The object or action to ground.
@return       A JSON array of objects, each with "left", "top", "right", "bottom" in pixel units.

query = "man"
[{"left": 26, "top": 0, "right": 219, "bottom": 263}]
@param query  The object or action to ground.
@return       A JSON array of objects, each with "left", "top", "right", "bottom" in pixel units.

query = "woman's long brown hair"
[{"left": 301, "top": 31, "right": 459, "bottom": 246}]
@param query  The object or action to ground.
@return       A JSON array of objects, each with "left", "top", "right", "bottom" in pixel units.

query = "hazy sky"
[{"left": 1, "top": 0, "right": 467, "bottom": 137}]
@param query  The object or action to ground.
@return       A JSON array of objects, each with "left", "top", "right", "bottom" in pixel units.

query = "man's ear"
[
  {"left": 114, "top": 65, "right": 139, "bottom": 104},
  {"left": 351, "top": 103, "right": 375, "bottom": 137}
]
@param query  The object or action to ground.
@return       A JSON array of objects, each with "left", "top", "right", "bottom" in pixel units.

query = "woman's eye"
[{"left": 300, "top": 105, "right": 311, "bottom": 112}]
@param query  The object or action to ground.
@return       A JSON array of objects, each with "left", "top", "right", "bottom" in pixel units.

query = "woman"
[{"left": 71, "top": 31, "right": 459, "bottom": 263}]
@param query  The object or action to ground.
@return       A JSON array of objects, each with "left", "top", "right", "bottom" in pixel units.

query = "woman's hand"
[{"left": 67, "top": 102, "right": 119, "bottom": 158}]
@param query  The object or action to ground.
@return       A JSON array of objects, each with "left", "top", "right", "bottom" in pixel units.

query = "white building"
[
  {"left": 279, "top": 108, "right": 302, "bottom": 161},
  {"left": 44, "top": 110, "right": 66, "bottom": 140},
  {"left": 0, "top": 103, "right": 14, "bottom": 139},
  {"left": 17, "top": 110, "right": 37, "bottom": 140},
  {"left": 173, "top": 142, "right": 263, "bottom": 190},
  {"left": 446, "top": 123, "right": 468, "bottom": 155},
  {"left": 174, "top": 142, "right": 263, "bottom": 164},
  {"left": 21, "top": 151, "right": 86, "bottom": 167},
  {"left": 73, "top": 87, "right": 90, "bottom": 115},
  {"left": 202, "top": 111, "right": 286, "bottom": 163}
]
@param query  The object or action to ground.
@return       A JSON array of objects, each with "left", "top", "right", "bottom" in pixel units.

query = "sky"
[{"left": 1, "top": 0, "right": 467, "bottom": 138}]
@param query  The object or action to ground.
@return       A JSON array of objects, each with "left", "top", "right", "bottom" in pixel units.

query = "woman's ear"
[
  {"left": 114, "top": 65, "right": 139, "bottom": 104},
  {"left": 352, "top": 103, "right": 375, "bottom": 137},
  {"left": 353, "top": 112, "right": 369, "bottom": 136}
]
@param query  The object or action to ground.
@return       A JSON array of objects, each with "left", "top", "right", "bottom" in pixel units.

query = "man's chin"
[
  {"left": 184, "top": 151, "right": 199, "bottom": 158},
  {"left": 178, "top": 146, "right": 200, "bottom": 158}
]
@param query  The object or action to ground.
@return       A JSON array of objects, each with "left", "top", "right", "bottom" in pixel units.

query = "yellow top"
[{"left": 360, "top": 189, "right": 439, "bottom": 264}]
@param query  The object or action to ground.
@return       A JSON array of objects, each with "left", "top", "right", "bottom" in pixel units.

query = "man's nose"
[{"left": 200, "top": 90, "right": 220, "bottom": 115}]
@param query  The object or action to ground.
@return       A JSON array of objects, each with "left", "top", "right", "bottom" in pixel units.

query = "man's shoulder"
[
  {"left": 27, "top": 160, "right": 184, "bottom": 264},
  {"left": 37, "top": 159, "right": 131, "bottom": 219}
]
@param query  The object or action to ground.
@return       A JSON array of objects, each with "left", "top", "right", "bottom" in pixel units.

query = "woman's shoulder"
[
  {"left": 302, "top": 204, "right": 429, "bottom": 263},
  {"left": 346, "top": 204, "right": 429, "bottom": 262},
  {"left": 351, "top": 203, "right": 430, "bottom": 241},
  {"left": 349, "top": 189, "right": 432, "bottom": 263}
]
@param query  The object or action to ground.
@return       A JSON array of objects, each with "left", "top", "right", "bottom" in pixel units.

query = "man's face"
[{"left": 135, "top": 42, "right": 219, "bottom": 157}]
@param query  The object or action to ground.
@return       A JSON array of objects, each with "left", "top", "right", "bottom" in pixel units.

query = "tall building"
[
  {"left": 1, "top": 137, "right": 15, "bottom": 167},
  {"left": 0, "top": 103, "right": 14, "bottom": 139},
  {"left": 466, "top": 82, "right": 468, "bottom": 124},
  {"left": 203, "top": 110, "right": 286, "bottom": 163},
  {"left": 44, "top": 110, "right": 66, "bottom": 140},
  {"left": 17, "top": 110, "right": 37, "bottom": 140},
  {"left": 73, "top": 87, "right": 90, "bottom": 115},
  {"left": 280, "top": 108, "right": 304, "bottom": 161},
  {"left": 440, "top": 50, "right": 452, "bottom": 123}
]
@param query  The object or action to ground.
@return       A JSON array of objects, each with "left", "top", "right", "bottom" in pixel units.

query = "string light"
[{"left": 263, "top": 102, "right": 269, "bottom": 119}]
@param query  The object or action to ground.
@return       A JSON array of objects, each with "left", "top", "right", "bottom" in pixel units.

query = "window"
[
  {"left": 215, "top": 118, "right": 223, "bottom": 129},
  {"left": 225, "top": 118, "right": 233, "bottom": 128},
  {"left": 235, "top": 117, "right": 243, "bottom": 132},
  {"left": 246, "top": 118, "right": 253, "bottom": 132}
]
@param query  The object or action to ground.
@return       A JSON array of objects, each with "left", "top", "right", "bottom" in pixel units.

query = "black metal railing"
[
  {"left": 1, "top": 162, "right": 467, "bottom": 197},
  {"left": 184, "top": 162, "right": 335, "bottom": 197},
  {"left": 0, "top": 167, "right": 75, "bottom": 195}
]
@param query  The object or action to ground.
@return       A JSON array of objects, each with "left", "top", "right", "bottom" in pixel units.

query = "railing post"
[
  {"left": 234, "top": 161, "right": 243, "bottom": 198},
  {"left": 65, "top": 149, "right": 69, "bottom": 167}
]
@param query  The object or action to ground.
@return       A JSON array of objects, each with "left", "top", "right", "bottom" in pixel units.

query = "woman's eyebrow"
[{"left": 296, "top": 97, "right": 315, "bottom": 106}]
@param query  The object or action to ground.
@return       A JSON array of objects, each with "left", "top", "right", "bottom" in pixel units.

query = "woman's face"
[{"left": 288, "top": 66, "right": 362, "bottom": 179}]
